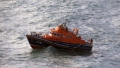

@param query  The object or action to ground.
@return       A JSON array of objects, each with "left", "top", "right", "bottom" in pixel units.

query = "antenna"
[{"left": 62, "top": 19, "right": 70, "bottom": 26}]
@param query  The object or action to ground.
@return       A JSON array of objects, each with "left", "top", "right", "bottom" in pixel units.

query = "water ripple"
[{"left": 0, "top": 0, "right": 120, "bottom": 68}]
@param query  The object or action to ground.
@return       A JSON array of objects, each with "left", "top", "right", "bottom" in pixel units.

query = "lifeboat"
[{"left": 26, "top": 22, "right": 93, "bottom": 51}]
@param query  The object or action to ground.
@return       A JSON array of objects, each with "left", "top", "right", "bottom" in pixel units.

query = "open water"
[{"left": 0, "top": 0, "right": 120, "bottom": 68}]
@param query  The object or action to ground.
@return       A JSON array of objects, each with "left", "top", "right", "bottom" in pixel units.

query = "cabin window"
[
  {"left": 60, "top": 34, "right": 63, "bottom": 36},
  {"left": 53, "top": 33, "right": 56, "bottom": 36},
  {"left": 53, "top": 33, "right": 63, "bottom": 37},
  {"left": 69, "top": 36, "right": 72, "bottom": 38},
  {"left": 66, "top": 36, "right": 72, "bottom": 38},
  {"left": 53, "top": 33, "right": 58, "bottom": 36},
  {"left": 66, "top": 36, "right": 68, "bottom": 38},
  {"left": 57, "top": 34, "right": 59, "bottom": 36}
]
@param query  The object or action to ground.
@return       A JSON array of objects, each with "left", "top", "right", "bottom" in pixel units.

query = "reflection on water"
[
  {"left": 28, "top": 47, "right": 93, "bottom": 68},
  {"left": 30, "top": 46, "right": 92, "bottom": 56}
]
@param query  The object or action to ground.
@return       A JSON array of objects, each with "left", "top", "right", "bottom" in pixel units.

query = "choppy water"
[{"left": 0, "top": 0, "right": 120, "bottom": 68}]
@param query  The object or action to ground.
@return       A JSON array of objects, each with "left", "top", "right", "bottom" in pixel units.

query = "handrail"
[{"left": 72, "top": 28, "right": 79, "bottom": 35}]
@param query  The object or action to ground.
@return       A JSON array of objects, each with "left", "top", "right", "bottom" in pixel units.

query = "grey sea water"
[{"left": 0, "top": 0, "right": 120, "bottom": 68}]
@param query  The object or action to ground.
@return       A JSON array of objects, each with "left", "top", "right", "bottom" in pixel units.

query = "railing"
[{"left": 31, "top": 32, "right": 42, "bottom": 37}]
